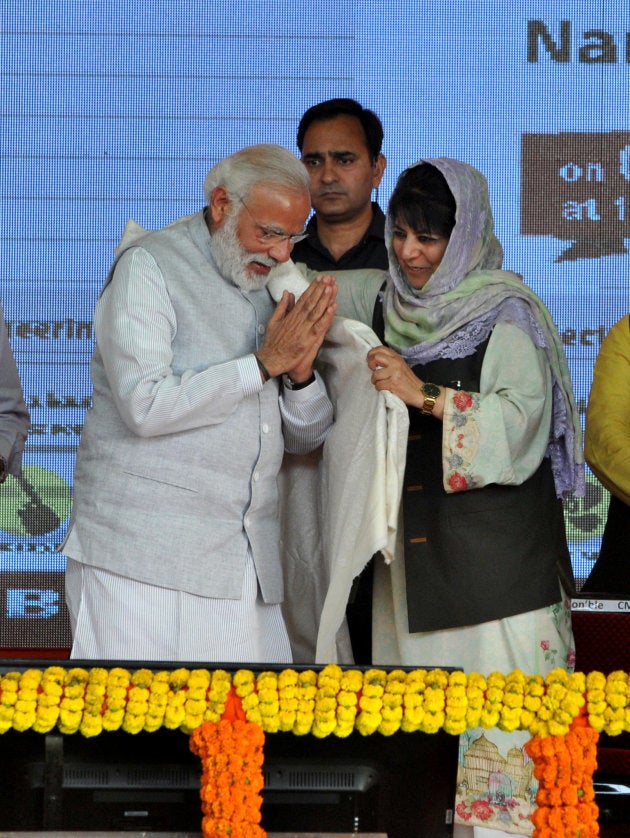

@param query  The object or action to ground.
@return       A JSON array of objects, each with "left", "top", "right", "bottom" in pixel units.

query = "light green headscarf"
[{"left": 383, "top": 158, "right": 584, "bottom": 498}]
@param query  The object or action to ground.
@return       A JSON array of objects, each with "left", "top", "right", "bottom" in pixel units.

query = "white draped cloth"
[{"left": 268, "top": 262, "right": 409, "bottom": 664}]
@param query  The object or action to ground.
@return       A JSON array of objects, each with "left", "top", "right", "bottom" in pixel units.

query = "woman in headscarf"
[{"left": 367, "top": 159, "right": 584, "bottom": 837}]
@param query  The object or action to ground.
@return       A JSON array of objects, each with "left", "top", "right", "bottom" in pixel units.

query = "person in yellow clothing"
[{"left": 582, "top": 313, "right": 630, "bottom": 595}]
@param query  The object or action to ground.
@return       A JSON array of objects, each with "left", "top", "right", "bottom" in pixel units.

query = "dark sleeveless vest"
[{"left": 402, "top": 340, "right": 572, "bottom": 632}]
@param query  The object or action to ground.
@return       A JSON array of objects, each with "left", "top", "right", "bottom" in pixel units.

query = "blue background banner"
[{"left": 1, "top": 1, "right": 628, "bottom": 646}]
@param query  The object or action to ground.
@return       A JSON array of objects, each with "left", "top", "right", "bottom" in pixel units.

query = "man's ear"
[
  {"left": 372, "top": 154, "right": 386, "bottom": 188},
  {"left": 209, "top": 186, "right": 231, "bottom": 227}
]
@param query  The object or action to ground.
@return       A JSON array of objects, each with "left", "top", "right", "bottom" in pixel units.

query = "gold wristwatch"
[{"left": 420, "top": 382, "right": 441, "bottom": 415}]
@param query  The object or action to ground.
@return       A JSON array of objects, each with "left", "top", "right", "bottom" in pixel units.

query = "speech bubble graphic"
[{"left": 521, "top": 131, "right": 630, "bottom": 262}]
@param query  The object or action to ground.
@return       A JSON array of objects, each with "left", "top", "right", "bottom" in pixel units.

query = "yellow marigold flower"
[
  {"left": 606, "top": 719, "right": 626, "bottom": 736},
  {"left": 485, "top": 686, "right": 504, "bottom": 704},
  {"left": 58, "top": 709, "right": 82, "bottom": 734},
  {"left": 524, "top": 695, "right": 542, "bottom": 712},
  {"left": 258, "top": 671, "right": 278, "bottom": 688},
  {"left": 298, "top": 669, "right": 318, "bottom": 687},
  {"left": 445, "top": 705, "right": 467, "bottom": 723},
  {"left": 503, "top": 692, "right": 523, "bottom": 710},
  {"left": 498, "top": 706, "right": 522, "bottom": 732},
  {"left": 547, "top": 718, "right": 571, "bottom": 736},
  {"left": 378, "top": 718, "right": 400, "bottom": 736},
  {"left": 337, "top": 690, "right": 357, "bottom": 709},
  {"left": 143, "top": 715, "right": 164, "bottom": 733},
  {"left": 426, "top": 669, "right": 449, "bottom": 690},
  {"left": 260, "top": 714, "right": 280, "bottom": 734},
  {"left": 313, "top": 718, "right": 337, "bottom": 738},
  {"left": 465, "top": 708, "right": 483, "bottom": 728},
  {"left": 423, "top": 690, "right": 445, "bottom": 712},
  {"left": 164, "top": 704, "right": 186, "bottom": 729},
  {"left": 169, "top": 668, "right": 191, "bottom": 690},
  {"left": 382, "top": 693, "right": 403, "bottom": 711},
  {"left": 65, "top": 667, "right": 89, "bottom": 686},
  {"left": 586, "top": 671, "right": 606, "bottom": 690},
  {"left": 241, "top": 694, "right": 259, "bottom": 711},
  {"left": 545, "top": 667, "right": 569, "bottom": 686},
  {"left": 64, "top": 685, "right": 86, "bottom": 701},
  {"left": 356, "top": 714, "right": 381, "bottom": 736},
  {"left": 562, "top": 693, "right": 585, "bottom": 716},
  {"left": 41, "top": 682, "right": 63, "bottom": 699},
  {"left": 364, "top": 668, "right": 387, "bottom": 685},
  {"left": 339, "top": 669, "right": 362, "bottom": 693},
  {"left": 294, "top": 711, "right": 314, "bottom": 734},
  {"left": 588, "top": 713, "right": 606, "bottom": 733},
  {"left": 337, "top": 705, "right": 357, "bottom": 723},
  {"left": 466, "top": 690, "right": 484, "bottom": 710},
  {"left": 258, "top": 688, "right": 279, "bottom": 705},
  {"left": 33, "top": 707, "right": 60, "bottom": 734},
  {"left": 526, "top": 674, "right": 544, "bottom": 692},
  {"left": 13, "top": 710, "right": 36, "bottom": 732},
  {"left": 446, "top": 685, "right": 467, "bottom": 706},
  {"left": 335, "top": 722, "right": 355, "bottom": 739},
  {"left": 401, "top": 707, "right": 425, "bottom": 732},
  {"left": 168, "top": 691, "right": 187, "bottom": 708},
  {"left": 445, "top": 719, "right": 468, "bottom": 735},
  {"left": 130, "top": 668, "right": 154, "bottom": 689},
  {"left": 359, "top": 696, "right": 383, "bottom": 715},
  {"left": 277, "top": 668, "right": 298, "bottom": 688},
  {"left": 61, "top": 697, "right": 85, "bottom": 713},
  {"left": 123, "top": 715, "right": 145, "bottom": 734},
  {"left": 420, "top": 711, "right": 445, "bottom": 734},
  {"left": 467, "top": 672, "right": 487, "bottom": 691},
  {"left": 381, "top": 704, "right": 403, "bottom": 722},
  {"left": 318, "top": 665, "right": 342, "bottom": 689},
  {"left": 448, "top": 670, "right": 467, "bottom": 687},
  {"left": 233, "top": 671, "right": 256, "bottom": 696},
  {"left": 316, "top": 696, "right": 337, "bottom": 714},
  {"left": 80, "top": 715, "right": 104, "bottom": 737},
  {"left": 38, "top": 693, "right": 62, "bottom": 709},
  {"left": 279, "top": 685, "right": 298, "bottom": 702},
  {"left": 103, "top": 709, "right": 125, "bottom": 731},
  {"left": 480, "top": 708, "right": 501, "bottom": 728},
  {"left": 567, "top": 671, "right": 586, "bottom": 692},
  {"left": 279, "top": 710, "right": 296, "bottom": 730}
]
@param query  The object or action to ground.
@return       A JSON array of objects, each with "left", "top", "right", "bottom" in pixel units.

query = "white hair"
[{"left": 203, "top": 144, "right": 309, "bottom": 204}]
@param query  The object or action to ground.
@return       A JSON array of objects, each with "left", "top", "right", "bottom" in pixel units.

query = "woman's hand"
[{"left": 366, "top": 346, "right": 445, "bottom": 418}]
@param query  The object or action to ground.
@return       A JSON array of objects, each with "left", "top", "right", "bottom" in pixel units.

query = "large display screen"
[{"left": 1, "top": 1, "right": 628, "bottom": 648}]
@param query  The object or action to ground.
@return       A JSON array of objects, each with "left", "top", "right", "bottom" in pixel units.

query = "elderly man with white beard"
[{"left": 61, "top": 144, "right": 337, "bottom": 663}]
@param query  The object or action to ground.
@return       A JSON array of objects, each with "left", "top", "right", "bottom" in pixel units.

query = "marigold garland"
[
  {"left": 526, "top": 712, "right": 600, "bottom": 837},
  {"left": 190, "top": 719, "right": 265, "bottom": 838},
  {"left": 0, "top": 664, "right": 624, "bottom": 835},
  {"left": 0, "top": 665, "right": 627, "bottom": 739}
]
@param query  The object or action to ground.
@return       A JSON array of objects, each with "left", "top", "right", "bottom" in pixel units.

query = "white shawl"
[{"left": 269, "top": 262, "right": 409, "bottom": 663}]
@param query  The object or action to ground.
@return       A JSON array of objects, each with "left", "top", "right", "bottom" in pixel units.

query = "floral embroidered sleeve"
[{"left": 442, "top": 321, "right": 553, "bottom": 493}]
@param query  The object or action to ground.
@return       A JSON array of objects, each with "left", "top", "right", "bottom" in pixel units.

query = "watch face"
[{"left": 422, "top": 383, "right": 441, "bottom": 399}]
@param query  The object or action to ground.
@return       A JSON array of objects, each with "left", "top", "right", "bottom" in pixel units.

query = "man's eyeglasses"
[{"left": 237, "top": 196, "right": 308, "bottom": 246}]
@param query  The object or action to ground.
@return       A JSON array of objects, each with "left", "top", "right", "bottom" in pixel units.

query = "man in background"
[
  {"left": 62, "top": 144, "right": 337, "bottom": 664},
  {"left": 293, "top": 99, "right": 388, "bottom": 665},
  {"left": 292, "top": 98, "right": 388, "bottom": 272}
]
